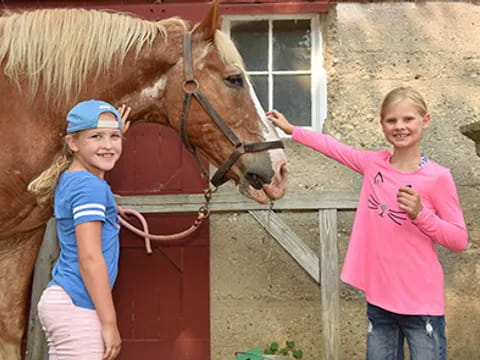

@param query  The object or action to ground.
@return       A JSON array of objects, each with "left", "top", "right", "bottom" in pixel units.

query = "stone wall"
[{"left": 212, "top": 3, "right": 480, "bottom": 359}]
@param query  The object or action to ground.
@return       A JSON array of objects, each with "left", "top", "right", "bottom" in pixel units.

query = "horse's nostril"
[
  {"left": 245, "top": 172, "right": 264, "bottom": 190},
  {"left": 279, "top": 162, "right": 288, "bottom": 178}
]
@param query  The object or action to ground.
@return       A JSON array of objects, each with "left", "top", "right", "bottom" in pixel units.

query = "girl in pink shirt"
[{"left": 267, "top": 87, "right": 467, "bottom": 360}]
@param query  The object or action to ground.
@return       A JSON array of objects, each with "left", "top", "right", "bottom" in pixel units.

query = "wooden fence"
[{"left": 26, "top": 190, "right": 358, "bottom": 360}]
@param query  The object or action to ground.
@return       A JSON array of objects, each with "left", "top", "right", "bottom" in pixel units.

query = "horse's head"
[{"left": 164, "top": 2, "right": 288, "bottom": 204}]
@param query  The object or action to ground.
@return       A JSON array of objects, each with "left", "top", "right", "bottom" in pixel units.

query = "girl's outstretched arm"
[
  {"left": 267, "top": 109, "right": 369, "bottom": 174},
  {"left": 76, "top": 221, "right": 121, "bottom": 360}
]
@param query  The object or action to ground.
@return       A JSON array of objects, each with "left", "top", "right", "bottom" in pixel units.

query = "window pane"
[
  {"left": 230, "top": 20, "right": 268, "bottom": 71},
  {"left": 249, "top": 75, "right": 268, "bottom": 111},
  {"left": 273, "top": 20, "right": 311, "bottom": 71},
  {"left": 273, "top": 75, "right": 311, "bottom": 126}
]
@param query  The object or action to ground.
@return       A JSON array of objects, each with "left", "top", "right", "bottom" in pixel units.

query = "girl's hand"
[
  {"left": 102, "top": 323, "right": 122, "bottom": 360},
  {"left": 397, "top": 186, "right": 423, "bottom": 220},
  {"left": 266, "top": 109, "right": 295, "bottom": 135},
  {"left": 117, "top": 104, "right": 132, "bottom": 134}
]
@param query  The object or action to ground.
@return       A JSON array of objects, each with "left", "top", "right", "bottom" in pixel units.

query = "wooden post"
[
  {"left": 25, "top": 218, "right": 59, "bottom": 360},
  {"left": 319, "top": 209, "right": 340, "bottom": 360}
]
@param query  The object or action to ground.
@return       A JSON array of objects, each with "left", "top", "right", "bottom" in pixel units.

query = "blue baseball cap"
[{"left": 66, "top": 100, "right": 122, "bottom": 134}]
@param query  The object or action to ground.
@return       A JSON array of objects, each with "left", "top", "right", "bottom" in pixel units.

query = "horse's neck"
[{"left": 100, "top": 33, "right": 184, "bottom": 129}]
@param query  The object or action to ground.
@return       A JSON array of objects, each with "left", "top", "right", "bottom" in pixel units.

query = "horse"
[{"left": 0, "top": 2, "right": 288, "bottom": 359}]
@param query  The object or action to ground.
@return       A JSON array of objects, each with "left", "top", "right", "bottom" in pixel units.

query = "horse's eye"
[{"left": 225, "top": 75, "right": 243, "bottom": 88}]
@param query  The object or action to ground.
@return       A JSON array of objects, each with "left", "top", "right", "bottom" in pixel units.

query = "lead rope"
[{"left": 117, "top": 187, "right": 216, "bottom": 254}]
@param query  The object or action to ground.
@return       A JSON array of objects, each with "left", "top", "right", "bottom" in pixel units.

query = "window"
[{"left": 224, "top": 14, "right": 327, "bottom": 134}]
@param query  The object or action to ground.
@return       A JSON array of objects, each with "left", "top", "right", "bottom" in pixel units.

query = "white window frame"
[{"left": 223, "top": 13, "right": 327, "bottom": 135}]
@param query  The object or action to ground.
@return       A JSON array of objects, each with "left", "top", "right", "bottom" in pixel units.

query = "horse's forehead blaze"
[
  {"left": 229, "top": 79, "right": 279, "bottom": 142},
  {"left": 246, "top": 81, "right": 279, "bottom": 141},
  {"left": 200, "top": 49, "right": 279, "bottom": 142}
]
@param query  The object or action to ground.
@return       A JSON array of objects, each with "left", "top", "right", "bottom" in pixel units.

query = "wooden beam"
[
  {"left": 319, "top": 209, "right": 340, "bottom": 360},
  {"left": 26, "top": 219, "right": 60, "bottom": 360},
  {"left": 116, "top": 191, "right": 358, "bottom": 214},
  {"left": 249, "top": 210, "right": 320, "bottom": 283},
  {"left": 1, "top": 2, "right": 330, "bottom": 20}
]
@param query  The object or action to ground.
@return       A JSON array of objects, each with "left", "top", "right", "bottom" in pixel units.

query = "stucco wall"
[{"left": 211, "top": 2, "right": 480, "bottom": 359}]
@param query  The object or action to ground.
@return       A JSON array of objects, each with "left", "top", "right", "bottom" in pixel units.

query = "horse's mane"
[
  {"left": 213, "top": 30, "right": 246, "bottom": 72},
  {"left": 0, "top": 8, "right": 188, "bottom": 102}
]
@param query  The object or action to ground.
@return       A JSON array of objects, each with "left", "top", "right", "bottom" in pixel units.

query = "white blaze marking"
[
  {"left": 141, "top": 76, "right": 167, "bottom": 98},
  {"left": 246, "top": 77, "right": 279, "bottom": 141}
]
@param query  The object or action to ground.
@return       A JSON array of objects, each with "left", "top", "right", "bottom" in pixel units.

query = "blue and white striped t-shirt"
[{"left": 49, "top": 170, "right": 120, "bottom": 309}]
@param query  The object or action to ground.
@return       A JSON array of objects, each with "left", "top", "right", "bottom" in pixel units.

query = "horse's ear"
[{"left": 195, "top": 0, "right": 222, "bottom": 41}]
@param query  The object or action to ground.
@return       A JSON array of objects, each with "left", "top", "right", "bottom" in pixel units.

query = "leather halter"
[{"left": 178, "top": 32, "right": 284, "bottom": 188}]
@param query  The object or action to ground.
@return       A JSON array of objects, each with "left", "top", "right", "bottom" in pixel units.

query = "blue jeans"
[{"left": 366, "top": 303, "right": 446, "bottom": 360}]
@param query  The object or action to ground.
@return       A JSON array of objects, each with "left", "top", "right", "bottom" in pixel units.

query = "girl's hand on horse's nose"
[
  {"left": 118, "top": 104, "right": 132, "bottom": 134},
  {"left": 266, "top": 109, "right": 294, "bottom": 135}
]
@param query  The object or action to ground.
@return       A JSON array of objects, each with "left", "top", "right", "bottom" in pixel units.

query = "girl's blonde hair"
[
  {"left": 28, "top": 142, "right": 74, "bottom": 206},
  {"left": 380, "top": 87, "right": 428, "bottom": 119}
]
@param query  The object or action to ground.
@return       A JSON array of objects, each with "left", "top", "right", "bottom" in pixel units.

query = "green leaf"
[
  {"left": 293, "top": 349, "right": 303, "bottom": 359},
  {"left": 279, "top": 348, "right": 289, "bottom": 355},
  {"left": 264, "top": 349, "right": 273, "bottom": 355},
  {"left": 269, "top": 342, "right": 279, "bottom": 352},
  {"left": 286, "top": 341, "right": 295, "bottom": 349}
]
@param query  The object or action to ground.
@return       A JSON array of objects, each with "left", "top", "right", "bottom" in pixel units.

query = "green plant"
[{"left": 263, "top": 340, "right": 303, "bottom": 359}]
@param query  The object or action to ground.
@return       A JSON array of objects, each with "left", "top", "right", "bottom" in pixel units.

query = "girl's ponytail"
[{"left": 28, "top": 144, "right": 73, "bottom": 206}]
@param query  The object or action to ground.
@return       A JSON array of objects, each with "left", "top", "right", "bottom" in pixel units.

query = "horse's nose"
[
  {"left": 245, "top": 169, "right": 274, "bottom": 190},
  {"left": 243, "top": 151, "right": 288, "bottom": 200},
  {"left": 261, "top": 158, "right": 288, "bottom": 200}
]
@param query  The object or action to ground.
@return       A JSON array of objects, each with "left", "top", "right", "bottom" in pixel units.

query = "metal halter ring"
[{"left": 182, "top": 79, "right": 200, "bottom": 94}]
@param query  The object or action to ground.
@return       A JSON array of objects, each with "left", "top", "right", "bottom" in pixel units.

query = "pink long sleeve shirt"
[{"left": 293, "top": 127, "right": 468, "bottom": 315}]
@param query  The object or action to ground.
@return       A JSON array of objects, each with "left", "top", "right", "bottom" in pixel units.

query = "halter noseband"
[{"left": 178, "top": 32, "right": 284, "bottom": 188}]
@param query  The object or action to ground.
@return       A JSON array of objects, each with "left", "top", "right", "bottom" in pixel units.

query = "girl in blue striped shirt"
[{"left": 29, "top": 100, "right": 130, "bottom": 360}]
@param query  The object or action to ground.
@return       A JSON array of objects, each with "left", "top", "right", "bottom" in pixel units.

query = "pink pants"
[{"left": 37, "top": 285, "right": 104, "bottom": 360}]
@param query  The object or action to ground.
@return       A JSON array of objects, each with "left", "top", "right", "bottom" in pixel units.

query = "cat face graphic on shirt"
[{"left": 368, "top": 171, "right": 408, "bottom": 226}]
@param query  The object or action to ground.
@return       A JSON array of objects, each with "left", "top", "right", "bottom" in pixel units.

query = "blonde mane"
[
  {"left": 0, "top": 8, "right": 187, "bottom": 102},
  {"left": 213, "top": 30, "right": 246, "bottom": 72}
]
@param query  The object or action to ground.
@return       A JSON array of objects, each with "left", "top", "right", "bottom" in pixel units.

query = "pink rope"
[{"left": 117, "top": 206, "right": 207, "bottom": 254}]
